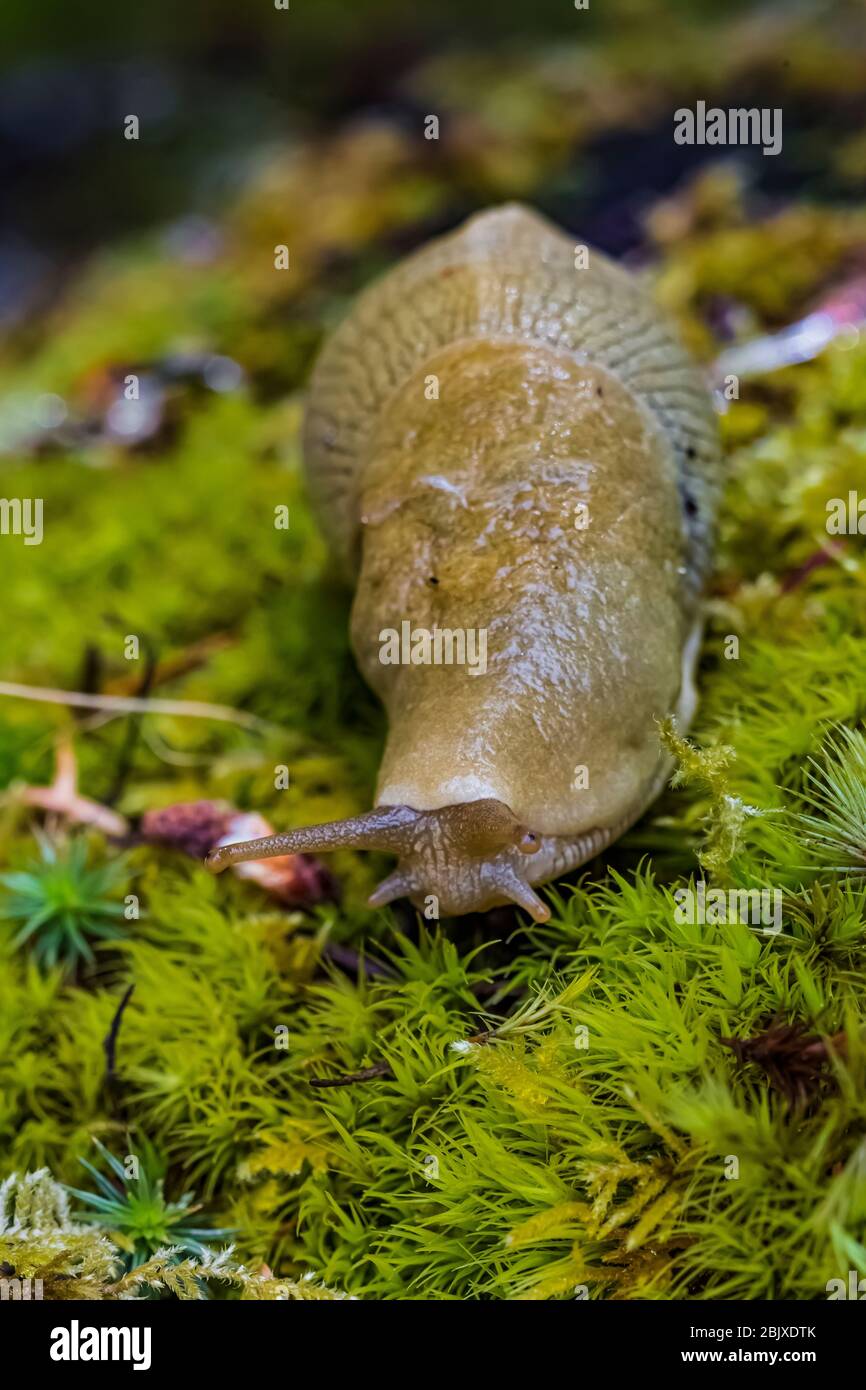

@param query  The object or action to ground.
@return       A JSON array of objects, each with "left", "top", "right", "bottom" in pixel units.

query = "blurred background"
[{"left": 3, "top": 0, "right": 866, "bottom": 328}]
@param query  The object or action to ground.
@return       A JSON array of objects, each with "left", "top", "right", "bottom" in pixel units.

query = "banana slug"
[{"left": 206, "top": 204, "right": 721, "bottom": 921}]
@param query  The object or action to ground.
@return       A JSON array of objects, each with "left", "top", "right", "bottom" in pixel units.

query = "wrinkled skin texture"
[{"left": 209, "top": 205, "right": 721, "bottom": 919}]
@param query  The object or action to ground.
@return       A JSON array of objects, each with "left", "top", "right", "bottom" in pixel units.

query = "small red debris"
[{"left": 141, "top": 801, "right": 337, "bottom": 907}]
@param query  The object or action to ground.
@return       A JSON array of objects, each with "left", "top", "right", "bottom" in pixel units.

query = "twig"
[
  {"left": 10, "top": 734, "right": 129, "bottom": 837},
  {"left": 323, "top": 942, "right": 395, "bottom": 979},
  {"left": 104, "top": 643, "right": 158, "bottom": 805},
  {"left": 780, "top": 542, "right": 847, "bottom": 594},
  {"left": 721, "top": 1020, "right": 848, "bottom": 1106},
  {"left": 470, "top": 978, "right": 527, "bottom": 1003},
  {"left": 141, "top": 726, "right": 218, "bottom": 767},
  {"left": 103, "top": 984, "right": 135, "bottom": 1093},
  {"left": 104, "top": 631, "right": 235, "bottom": 696},
  {"left": 0, "top": 680, "right": 281, "bottom": 735},
  {"left": 309, "top": 1061, "right": 393, "bottom": 1089}
]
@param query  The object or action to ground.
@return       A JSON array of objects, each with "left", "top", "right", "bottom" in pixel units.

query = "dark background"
[{"left": 2, "top": 0, "right": 862, "bottom": 287}]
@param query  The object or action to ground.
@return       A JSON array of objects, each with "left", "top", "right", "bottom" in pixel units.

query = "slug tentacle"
[
  {"left": 204, "top": 803, "right": 421, "bottom": 873},
  {"left": 488, "top": 870, "right": 551, "bottom": 923},
  {"left": 205, "top": 797, "right": 553, "bottom": 920}
]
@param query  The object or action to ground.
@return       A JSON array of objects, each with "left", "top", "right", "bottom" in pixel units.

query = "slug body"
[{"left": 207, "top": 205, "right": 721, "bottom": 920}]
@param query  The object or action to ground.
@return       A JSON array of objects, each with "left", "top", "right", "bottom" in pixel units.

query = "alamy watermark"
[
  {"left": 826, "top": 491, "right": 865, "bottom": 535},
  {"left": 0, "top": 1276, "right": 43, "bottom": 1300},
  {"left": 674, "top": 881, "right": 782, "bottom": 934},
  {"left": 826, "top": 1271, "right": 866, "bottom": 1299},
  {"left": 0, "top": 497, "right": 43, "bottom": 545},
  {"left": 674, "top": 101, "right": 782, "bottom": 156},
  {"left": 379, "top": 621, "right": 487, "bottom": 676},
  {"left": 50, "top": 1320, "right": 151, "bottom": 1370}
]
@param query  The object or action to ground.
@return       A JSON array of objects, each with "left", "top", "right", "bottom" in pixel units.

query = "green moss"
[{"left": 0, "top": 1168, "right": 350, "bottom": 1300}]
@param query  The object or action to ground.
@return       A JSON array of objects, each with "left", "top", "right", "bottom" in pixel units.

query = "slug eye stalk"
[
  {"left": 204, "top": 798, "right": 550, "bottom": 921},
  {"left": 204, "top": 804, "right": 422, "bottom": 872}
]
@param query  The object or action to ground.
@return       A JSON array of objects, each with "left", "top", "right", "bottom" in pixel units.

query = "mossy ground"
[{"left": 1, "top": 4, "right": 866, "bottom": 1299}]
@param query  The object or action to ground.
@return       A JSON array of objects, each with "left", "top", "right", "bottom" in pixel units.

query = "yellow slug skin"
[
  {"left": 352, "top": 338, "right": 688, "bottom": 836},
  {"left": 301, "top": 203, "right": 721, "bottom": 910}
]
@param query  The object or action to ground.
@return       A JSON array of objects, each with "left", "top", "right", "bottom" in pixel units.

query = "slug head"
[{"left": 205, "top": 797, "right": 550, "bottom": 921}]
